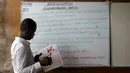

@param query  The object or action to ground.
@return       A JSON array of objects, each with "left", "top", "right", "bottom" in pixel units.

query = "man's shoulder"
[
  {"left": 11, "top": 39, "right": 26, "bottom": 56},
  {"left": 12, "top": 39, "right": 25, "bottom": 47},
  {"left": 11, "top": 40, "right": 26, "bottom": 52}
]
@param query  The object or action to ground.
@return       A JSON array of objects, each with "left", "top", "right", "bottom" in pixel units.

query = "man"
[{"left": 11, "top": 18, "right": 52, "bottom": 73}]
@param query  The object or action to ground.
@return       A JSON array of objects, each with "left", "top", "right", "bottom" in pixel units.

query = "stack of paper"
[{"left": 37, "top": 44, "right": 63, "bottom": 72}]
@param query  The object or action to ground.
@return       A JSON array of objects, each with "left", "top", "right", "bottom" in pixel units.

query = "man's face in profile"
[{"left": 26, "top": 28, "right": 36, "bottom": 40}]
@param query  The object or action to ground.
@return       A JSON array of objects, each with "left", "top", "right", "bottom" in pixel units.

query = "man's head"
[{"left": 20, "top": 18, "right": 37, "bottom": 40}]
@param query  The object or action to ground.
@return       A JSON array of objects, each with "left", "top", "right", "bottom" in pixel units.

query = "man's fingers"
[
  {"left": 48, "top": 57, "right": 52, "bottom": 65},
  {"left": 39, "top": 53, "right": 42, "bottom": 56}
]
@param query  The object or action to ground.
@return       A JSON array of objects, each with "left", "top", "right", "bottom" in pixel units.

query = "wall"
[
  {"left": 111, "top": 3, "right": 130, "bottom": 66},
  {"left": 0, "top": 0, "right": 20, "bottom": 73}
]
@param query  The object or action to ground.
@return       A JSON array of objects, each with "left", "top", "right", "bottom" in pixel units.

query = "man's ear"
[{"left": 25, "top": 29, "right": 28, "bottom": 33}]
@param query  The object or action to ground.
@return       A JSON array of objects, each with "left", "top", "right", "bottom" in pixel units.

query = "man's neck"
[{"left": 19, "top": 34, "right": 27, "bottom": 40}]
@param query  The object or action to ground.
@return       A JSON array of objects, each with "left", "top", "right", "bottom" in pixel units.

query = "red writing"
[{"left": 61, "top": 49, "right": 89, "bottom": 54}]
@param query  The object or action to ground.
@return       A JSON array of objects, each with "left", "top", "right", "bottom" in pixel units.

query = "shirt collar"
[{"left": 15, "top": 37, "right": 30, "bottom": 45}]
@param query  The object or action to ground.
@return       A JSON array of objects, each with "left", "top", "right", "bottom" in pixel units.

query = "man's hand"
[
  {"left": 39, "top": 56, "right": 52, "bottom": 66},
  {"left": 34, "top": 53, "right": 42, "bottom": 62}
]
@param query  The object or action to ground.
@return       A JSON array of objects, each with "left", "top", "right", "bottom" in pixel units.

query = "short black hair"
[{"left": 20, "top": 18, "right": 36, "bottom": 32}]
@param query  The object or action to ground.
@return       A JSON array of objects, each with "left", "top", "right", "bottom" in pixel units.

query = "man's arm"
[{"left": 15, "top": 46, "right": 42, "bottom": 73}]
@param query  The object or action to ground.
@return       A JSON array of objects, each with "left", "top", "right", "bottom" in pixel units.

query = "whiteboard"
[{"left": 21, "top": 2, "right": 110, "bottom": 67}]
